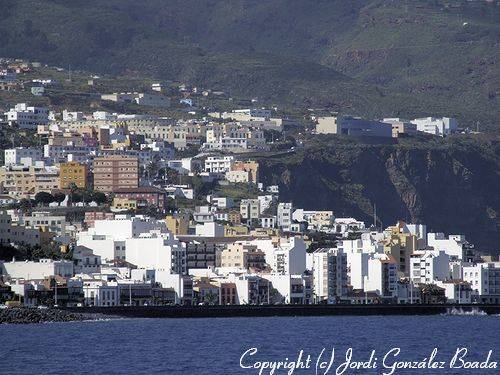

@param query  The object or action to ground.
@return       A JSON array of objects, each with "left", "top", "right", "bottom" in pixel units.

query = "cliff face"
[{"left": 259, "top": 137, "right": 500, "bottom": 252}]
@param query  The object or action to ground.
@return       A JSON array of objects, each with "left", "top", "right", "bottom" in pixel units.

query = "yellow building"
[
  {"left": 250, "top": 228, "right": 279, "bottom": 237},
  {"left": 383, "top": 222, "right": 418, "bottom": 277},
  {"left": 219, "top": 242, "right": 266, "bottom": 269},
  {"left": 228, "top": 210, "right": 241, "bottom": 225},
  {"left": 112, "top": 197, "right": 137, "bottom": 211},
  {"left": 0, "top": 165, "right": 59, "bottom": 198},
  {"left": 224, "top": 225, "right": 249, "bottom": 237},
  {"left": 165, "top": 213, "right": 190, "bottom": 235},
  {"left": 59, "top": 162, "right": 88, "bottom": 189}
]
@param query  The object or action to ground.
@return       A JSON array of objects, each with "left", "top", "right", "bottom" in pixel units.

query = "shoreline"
[
  {"left": 63, "top": 303, "right": 500, "bottom": 319},
  {"left": 3, "top": 304, "right": 498, "bottom": 324},
  {"left": 0, "top": 308, "right": 109, "bottom": 324}
]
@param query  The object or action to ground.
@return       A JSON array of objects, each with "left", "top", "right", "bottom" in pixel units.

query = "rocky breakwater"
[{"left": 0, "top": 308, "right": 91, "bottom": 324}]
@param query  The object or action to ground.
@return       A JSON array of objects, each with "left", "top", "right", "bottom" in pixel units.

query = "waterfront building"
[
  {"left": 309, "top": 248, "right": 348, "bottom": 303},
  {"left": 434, "top": 280, "right": 473, "bottom": 304},
  {"left": 365, "top": 254, "right": 398, "bottom": 299},
  {"left": 427, "top": 233, "right": 475, "bottom": 261},
  {"left": 463, "top": 263, "right": 500, "bottom": 304},
  {"left": 409, "top": 250, "right": 450, "bottom": 284},
  {"left": 383, "top": 221, "right": 418, "bottom": 277},
  {"left": 0, "top": 259, "right": 73, "bottom": 280}
]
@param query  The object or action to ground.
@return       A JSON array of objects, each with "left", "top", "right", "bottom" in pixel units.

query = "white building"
[
  {"left": 257, "top": 195, "right": 275, "bottom": 213},
  {"left": 365, "top": 254, "right": 398, "bottom": 298},
  {"left": 233, "top": 108, "right": 272, "bottom": 118},
  {"left": 20, "top": 211, "right": 67, "bottom": 235},
  {"left": 77, "top": 215, "right": 175, "bottom": 264},
  {"left": 411, "top": 117, "right": 458, "bottom": 137},
  {"left": 262, "top": 273, "right": 312, "bottom": 305},
  {"left": 225, "top": 170, "right": 250, "bottom": 183},
  {"left": 207, "top": 195, "right": 234, "bottom": 209},
  {"left": 204, "top": 156, "right": 234, "bottom": 174},
  {"left": 44, "top": 144, "right": 98, "bottom": 164},
  {"left": 273, "top": 237, "right": 307, "bottom": 275},
  {"left": 463, "top": 263, "right": 500, "bottom": 304},
  {"left": 4, "top": 148, "right": 43, "bottom": 166},
  {"left": 73, "top": 246, "right": 102, "bottom": 275},
  {"left": 410, "top": 250, "right": 450, "bottom": 284},
  {"left": 0, "top": 259, "right": 73, "bottom": 280},
  {"left": 193, "top": 206, "right": 215, "bottom": 223},
  {"left": 338, "top": 233, "right": 384, "bottom": 290},
  {"left": 308, "top": 248, "right": 348, "bottom": 303},
  {"left": 427, "top": 233, "right": 474, "bottom": 261},
  {"left": 195, "top": 222, "right": 224, "bottom": 238},
  {"left": 4, "top": 103, "right": 49, "bottom": 129},
  {"left": 125, "top": 232, "right": 186, "bottom": 273},
  {"left": 134, "top": 93, "right": 170, "bottom": 107},
  {"left": 331, "top": 218, "right": 366, "bottom": 236},
  {"left": 277, "top": 202, "right": 293, "bottom": 232},
  {"left": 240, "top": 199, "right": 260, "bottom": 221},
  {"left": 293, "top": 209, "right": 334, "bottom": 230},
  {"left": 154, "top": 271, "right": 193, "bottom": 304},
  {"left": 62, "top": 110, "right": 85, "bottom": 122},
  {"left": 260, "top": 216, "right": 276, "bottom": 229},
  {"left": 434, "top": 280, "right": 472, "bottom": 304}
]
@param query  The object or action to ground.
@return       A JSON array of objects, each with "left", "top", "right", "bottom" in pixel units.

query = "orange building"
[
  {"left": 232, "top": 160, "right": 259, "bottom": 184},
  {"left": 59, "top": 162, "right": 88, "bottom": 189}
]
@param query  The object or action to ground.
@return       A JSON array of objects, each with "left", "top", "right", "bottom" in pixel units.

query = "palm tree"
[{"left": 68, "top": 182, "right": 78, "bottom": 207}]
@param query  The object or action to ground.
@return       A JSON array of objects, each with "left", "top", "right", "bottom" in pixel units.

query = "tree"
[
  {"left": 92, "top": 191, "right": 107, "bottom": 205},
  {"left": 34, "top": 192, "right": 54, "bottom": 205},
  {"left": 165, "top": 167, "right": 179, "bottom": 184},
  {"left": 68, "top": 182, "right": 78, "bottom": 206},
  {"left": 53, "top": 192, "right": 66, "bottom": 204},
  {"left": 19, "top": 198, "right": 34, "bottom": 212}
]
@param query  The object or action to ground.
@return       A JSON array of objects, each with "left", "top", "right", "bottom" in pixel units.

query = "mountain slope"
[
  {"left": 0, "top": 0, "right": 498, "bottom": 130},
  {"left": 258, "top": 135, "right": 500, "bottom": 252}
]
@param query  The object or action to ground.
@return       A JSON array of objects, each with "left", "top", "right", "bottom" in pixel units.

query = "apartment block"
[
  {"left": 59, "top": 161, "right": 89, "bottom": 189},
  {"left": 93, "top": 155, "right": 139, "bottom": 193}
]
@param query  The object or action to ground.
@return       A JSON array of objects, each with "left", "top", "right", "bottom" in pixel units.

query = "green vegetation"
[
  {"left": 0, "top": 0, "right": 498, "bottom": 130},
  {"left": 0, "top": 243, "right": 71, "bottom": 262}
]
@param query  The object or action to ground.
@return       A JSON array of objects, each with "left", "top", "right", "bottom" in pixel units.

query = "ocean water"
[{"left": 1, "top": 315, "right": 499, "bottom": 374}]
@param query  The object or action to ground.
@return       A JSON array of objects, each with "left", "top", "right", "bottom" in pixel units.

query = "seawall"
[{"left": 62, "top": 304, "right": 500, "bottom": 319}]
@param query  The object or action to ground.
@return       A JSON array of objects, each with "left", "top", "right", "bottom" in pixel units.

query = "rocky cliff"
[{"left": 258, "top": 135, "right": 499, "bottom": 252}]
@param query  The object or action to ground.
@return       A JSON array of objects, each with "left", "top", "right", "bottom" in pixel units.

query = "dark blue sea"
[{"left": 1, "top": 315, "right": 499, "bottom": 374}]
